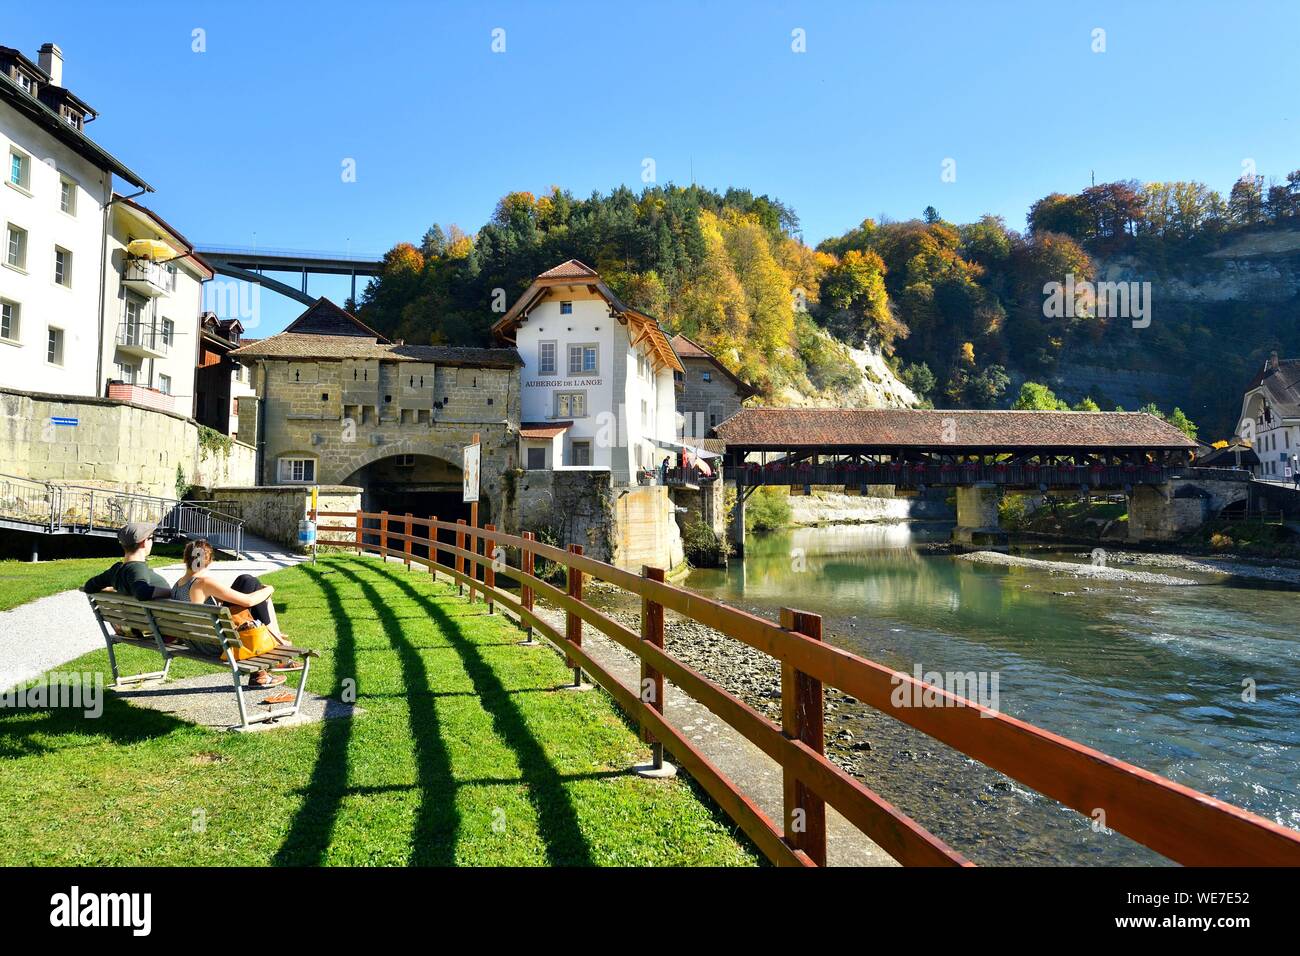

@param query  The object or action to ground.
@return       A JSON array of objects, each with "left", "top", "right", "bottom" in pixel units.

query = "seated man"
[{"left": 82, "top": 521, "right": 172, "bottom": 602}]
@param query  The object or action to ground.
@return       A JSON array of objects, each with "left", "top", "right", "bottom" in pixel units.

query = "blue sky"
[{"left": 8, "top": 0, "right": 1298, "bottom": 334}]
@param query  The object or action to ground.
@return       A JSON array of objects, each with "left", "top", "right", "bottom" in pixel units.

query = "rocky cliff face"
[{"left": 1049, "top": 226, "right": 1300, "bottom": 435}]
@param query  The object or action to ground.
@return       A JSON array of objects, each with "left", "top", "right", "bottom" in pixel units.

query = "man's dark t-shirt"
[{"left": 82, "top": 561, "right": 170, "bottom": 601}]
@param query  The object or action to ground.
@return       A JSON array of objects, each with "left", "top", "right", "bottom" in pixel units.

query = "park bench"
[{"left": 87, "top": 592, "right": 319, "bottom": 731}]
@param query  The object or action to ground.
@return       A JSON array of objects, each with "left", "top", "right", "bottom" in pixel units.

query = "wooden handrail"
[{"left": 315, "top": 509, "right": 1300, "bottom": 867}]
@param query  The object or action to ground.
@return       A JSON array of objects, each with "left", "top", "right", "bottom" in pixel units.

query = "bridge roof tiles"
[{"left": 714, "top": 408, "right": 1197, "bottom": 451}]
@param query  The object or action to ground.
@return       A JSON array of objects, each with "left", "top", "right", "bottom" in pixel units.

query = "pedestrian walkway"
[{"left": 1, "top": 535, "right": 306, "bottom": 689}]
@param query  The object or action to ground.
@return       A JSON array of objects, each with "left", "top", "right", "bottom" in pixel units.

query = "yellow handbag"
[{"left": 221, "top": 609, "right": 278, "bottom": 662}]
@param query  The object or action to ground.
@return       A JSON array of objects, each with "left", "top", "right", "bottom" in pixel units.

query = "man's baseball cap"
[{"left": 118, "top": 521, "right": 157, "bottom": 549}]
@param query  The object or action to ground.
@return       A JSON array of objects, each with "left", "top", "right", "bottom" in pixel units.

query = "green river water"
[{"left": 683, "top": 523, "right": 1300, "bottom": 865}]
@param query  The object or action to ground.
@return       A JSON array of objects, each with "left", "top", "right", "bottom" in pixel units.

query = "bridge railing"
[
  {"left": 727, "top": 462, "right": 1178, "bottom": 489},
  {"left": 313, "top": 508, "right": 1300, "bottom": 867}
]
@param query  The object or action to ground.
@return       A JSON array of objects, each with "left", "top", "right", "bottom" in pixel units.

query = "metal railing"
[
  {"left": 313, "top": 508, "right": 1300, "bottom": 867},
  {"left": 123, "top": 257, "right": 176, "bottom": 293},
  {"left": 115, "top": 320, "right": 169, "bottom": 355},
  {"left": 0, "top": 474, "right": 243, "bottom": 554}
]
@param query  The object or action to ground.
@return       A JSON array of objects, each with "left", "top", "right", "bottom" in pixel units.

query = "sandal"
[
  {"left": 261, "top": 691, "right": 295, "bottom": 705},
  {"left": 270, "top": 660, "right": 303, "bottom": 673},
  {"left": 247, "top": 672, "right": 286, "bottom": 689}
]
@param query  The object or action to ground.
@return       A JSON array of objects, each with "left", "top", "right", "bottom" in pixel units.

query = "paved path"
[{"left": 1, "top": 533, "right": 305, "bottom": 690}]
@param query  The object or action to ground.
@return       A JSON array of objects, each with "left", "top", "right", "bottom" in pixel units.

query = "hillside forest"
[{"left": 356, "top": 173, "right": 1300, "bottom": 439}]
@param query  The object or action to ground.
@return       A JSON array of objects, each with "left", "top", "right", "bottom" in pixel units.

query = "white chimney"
[{"left": 38, "top": 43, "right": 62, "bottom": 87}]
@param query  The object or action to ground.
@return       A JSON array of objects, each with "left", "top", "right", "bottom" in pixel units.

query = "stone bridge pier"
[
  {"left": 1127, "top": 476, "right": 1249, "bottom": 542},
  {"left": 952, "top": 483, "right": 1008, "bottom": 548}
]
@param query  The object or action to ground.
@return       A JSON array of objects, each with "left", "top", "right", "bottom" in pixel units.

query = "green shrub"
[
  {"left": 682, "top": 520, "right": 728, "bottom": 567},
  {"left": 999, "top": 494, "right": 1027, "bottom": 530},
  {"left": 745, "top": 487, "right": 792, "bottom": 533}
]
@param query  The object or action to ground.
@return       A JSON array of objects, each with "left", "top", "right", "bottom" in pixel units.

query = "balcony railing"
[
  {"left": 122, "top": 257, "right": 175, "bottom": 297},
  {"left": 115, "top": 321, "right": 169, "bottom": 357},
  {"left": 106, "top": 382, "right": 182, "bottom": 414}
]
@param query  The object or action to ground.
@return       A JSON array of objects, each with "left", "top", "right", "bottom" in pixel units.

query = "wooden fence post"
[
  {"left": 520, "top": 531, "right": 536, "bottom": 645},
  {"left": 379, "top": 511, "right": 389, "bottom": 558},
  {"left": 483, "top": 524, "right": 496, "bottom": 613},
  {"left": 780, "top": 607, "right": 827, "bottom": 867},
  {"left": 455, "top": 518, "right": 466, "bottom": 597},
  {"left": 429, "top": 516, "right": 438, "bottom": 582},
  {"left": 566, "top": 544, "right": 584, "bottom": 686},
  {"left": 354, "top": 510, "right": 362, "bottom": 555},
  {"left": 404, "top": 513, "right": 412, "bottom": 569},
  {"left": 641, "top": 565, "right": 667, "bottom": 769}
]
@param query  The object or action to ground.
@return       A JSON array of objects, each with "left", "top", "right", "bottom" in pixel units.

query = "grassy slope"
[
  {"left": 0, "top": 555, "right": 177, "bottom": 612},
  {"left": 0, "top": 554, "right": 759, "bottom": 867}
]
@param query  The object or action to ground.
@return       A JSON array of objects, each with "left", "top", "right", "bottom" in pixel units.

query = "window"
[
  {"left": 560, "top": 301, "right": 573, "bottom": 315},
  {"left": 54, "top": 247, "right": 71, "bottom": 287},
  {"left": 526, "top": 447, "right": 546, "bottom": 470},
  {"left": 5, "top": 224, "right": 27, "bottom": 269},
  {"left": 115, "top": 360, "right": 137, "bottom": 384},
  {"left": 0, "top": 299, "right": 18, "bottom": 342},
  {"left": 555, "top": 391, "right": 587, "bottom": 418},
  {"left": 568, "top": 343, "right": 598, "bottom": 375},
  {"left": 159, "top": 374, "right": 172, "bottom": 395},
  {"left": 278, "top": 458, "right": 316, "bottom": 483},
  {"left": 8, "top": 149, "right": 29, "bottom": 190},
  {"left": 15, "top": 72, "right": 33, "bottom": 94},
  {"left": 59, "top": 178, "right": 76, "bottom": 215},
  {"left": 570, "top": 441, "right": 592, "bottom": 466},
  {"left": 46, "top": 327, "right": 63, "bottom": 366},
  {"left": 702, "top": 371, "right": 712, "bottom": 382},
  {"left": 161, "top": 318, "right": 174, "bottom": 351},
  {"left": 538, "top": 340, "right": 557, "bottom": 375}
]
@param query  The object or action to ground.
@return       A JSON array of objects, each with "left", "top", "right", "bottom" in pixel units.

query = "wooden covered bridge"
[{"left": 714, "top": 408, "right": 1200, "bottom": 547}]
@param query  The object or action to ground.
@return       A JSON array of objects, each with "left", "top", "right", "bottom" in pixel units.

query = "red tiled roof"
[
  {"left": 520, "top": 421, "right": 573, "bottom": 439},
  {"left": 713, "top": 408, "right": 1197, "bottom": 451},
  {"left": 537, "top": 259, "right": 599, "bottom": 280},
  {"left": 669, "top": 333, "right": 758, "bottom": 397},
  {"left": 669, "top": 334, "right": 710, "bottom": 359}
]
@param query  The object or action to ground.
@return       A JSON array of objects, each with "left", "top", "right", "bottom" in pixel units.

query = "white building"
[
  {"left": 1237, "top": 351, "right": 1300, "bottom": 480},
  {"left": 101, "top": 196, "right": 212, "bottom": 414},
  {"left": 492, "top": 260, "right": 682, "bottom": 482},
  {"left": 1, "top": 41, "right": 208, "bottom": 415}
]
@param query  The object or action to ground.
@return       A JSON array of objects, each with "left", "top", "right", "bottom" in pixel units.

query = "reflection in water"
[{"left": 689, "top": 524, "right": 1300, "bottom": 851}]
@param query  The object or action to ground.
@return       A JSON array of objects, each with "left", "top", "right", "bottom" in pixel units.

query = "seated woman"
[{"left": 172, "top": 539, "right": 299, "bottom": 689}]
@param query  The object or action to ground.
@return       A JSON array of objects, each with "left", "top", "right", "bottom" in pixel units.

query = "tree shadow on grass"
[
  {"left": 272, "top": 563, "right": 360, "bottom": 866},
  {"left": 330, "top": 562, "right": 458, "bottom": 866},
  {"left": 342, "top": 558, "right": 594, "bottom": 866}
]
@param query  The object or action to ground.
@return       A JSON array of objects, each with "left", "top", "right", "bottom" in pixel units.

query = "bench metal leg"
[
  {"left": 229, "top": 659, "right": 253, "bottom": 731},
  {"left": 229, "top": 656, "right": 313, "bottom": 731}
]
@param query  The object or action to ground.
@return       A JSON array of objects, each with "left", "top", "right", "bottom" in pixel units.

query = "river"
[{"left": 682, "top": 523, "right": 1300, "bottom": 865}]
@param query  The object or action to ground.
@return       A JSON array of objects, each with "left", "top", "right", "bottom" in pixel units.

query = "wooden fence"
[{"left": 313, "top": 509, "right": 1300, "bottom": 867}]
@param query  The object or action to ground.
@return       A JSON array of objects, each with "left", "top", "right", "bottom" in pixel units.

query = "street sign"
[
  {"left": 50, "top": 417, "right": 78, "bottom": 427},
  {"left": 463, "top": 441, "right": 481, "bottom": 503}
]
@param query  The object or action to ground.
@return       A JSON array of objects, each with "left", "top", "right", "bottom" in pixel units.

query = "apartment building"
[
  {"left": 0, "top": 43, "right": 152, "bottom": 396},
  {"left": 1, "top": 40, "right": 208, "bottom": 415},
  {"left": 492, "top": 260, "right": 682, "bottom": 481}
]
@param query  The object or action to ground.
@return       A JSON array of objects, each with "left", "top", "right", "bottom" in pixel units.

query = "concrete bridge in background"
[
  {"left": 196, "top": 245, "right": 385, "bottom": 306},
  {"left": 713, "top": 407, "right": 1207, "bottom": 549}
]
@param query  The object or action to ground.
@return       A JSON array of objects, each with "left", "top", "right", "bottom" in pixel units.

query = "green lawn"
[
  {"left": 0, "top": 554, "right": 178, "bottom": 612},
  {"left": 0, "top": 554, "right": 759, "bottom": 866}
]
